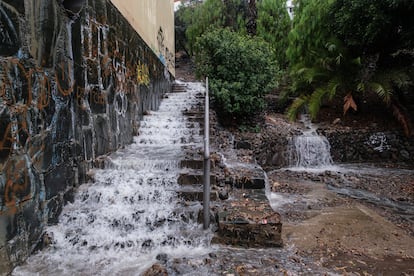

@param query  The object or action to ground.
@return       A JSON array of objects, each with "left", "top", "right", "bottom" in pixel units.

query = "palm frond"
[
  {"left": 356, "top": 82, "right": 365, "bottom": 92},
  {"left": 326, "top": 77, "right": 341, "bottom": 100},
  {"left": 372, "top": 68, "right": 412, "bottom": 94},
  {"left": 304, "top": 66, "right": 329, "bottom": 84},
  {"left": 351, "top": 57, "right": 361, "bottom": 66},
  {"left": 325, "top": 42, "right": 337, "bottom": 52},
  {"left": 369, "top": 82, "right": 392, "bottom": 104},
  {"left": 308, "top": 87, "right": 328, "bottom": 119},
  {"left": 287, "top": 96, "right": 308, "bottom": 121},
  {"left": 388, "top": 71, "right": 412, "bottom": 89},
  {"left": 335, "top": 53, "right": 344, "bottom": 65}
]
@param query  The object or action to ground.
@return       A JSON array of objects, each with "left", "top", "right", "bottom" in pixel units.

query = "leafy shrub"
[{"left": 195, "top": 28, "right": 278, "bottom": 122}]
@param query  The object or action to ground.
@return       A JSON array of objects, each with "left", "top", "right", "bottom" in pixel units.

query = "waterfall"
[
  {"left": 290, "top": 115, "right": 334, "bottom": 169},
  {"left": 13, "top": 82, "right": 211, "bottom": 275}
]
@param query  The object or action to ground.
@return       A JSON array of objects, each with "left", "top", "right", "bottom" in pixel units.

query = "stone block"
[
  {"left": 215, "top": 219, "right": 282, "bottom": 248},
  {"left": 234, "top": 177, "right": 265, "bottom": 189},
  {"left": 176, "top": 186, "right": 218, "bottom": 202},
  {"left": 225, "top": 164, "right": 267, "bottom": 189},
  {"left": 46, "top": 196, "right": 63, "bottom": 224},
  {"left": 0, "top": 245, "right": 11, "bottom": 276},
  {"left": 44, "top": 164, "right": 75, "bottom": 200},
  {"left": 93, "top": 115, "right": 110, "bottom": 156},
  {"left": 234, "top": 140, "right": 252, "bottom": 150},
  {"left": 82, "top": 129, "right": 94, "bottom": 161},
  {"left": 27, "top": 132, "right": 52, "bottom": 173},
  {"left": 178, "top": 173, "right": 216, "bottom": 186},
  {"left": 213, "top": 194, "right": 282, "bottom": 247}
]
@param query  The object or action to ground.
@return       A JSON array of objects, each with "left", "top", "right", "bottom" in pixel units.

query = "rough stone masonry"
[{"left": 0, "top": 0, "right": 172, "bottom": 272}]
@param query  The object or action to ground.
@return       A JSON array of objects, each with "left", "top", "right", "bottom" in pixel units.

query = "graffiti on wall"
[
  {"left": 137, "top": 61, "right": 150, "bottom": 86},
  {"left": 156, "top": 27, "right": 174, "bottom": 72},
  {"left": 1, "top": 1, "right": 173, "bottom": 271},
  {"left": 3, "top": 157, "right": 32, "bottom": 213},
  {"left": 1, "top": 13, "right": 159, "bottom": 216},
  {"left": 0, "top": 17, "right": 155, "bottom": 106}
]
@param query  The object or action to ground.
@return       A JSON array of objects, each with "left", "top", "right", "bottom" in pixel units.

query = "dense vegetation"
[
  {"left": 256, "top": 0, "right": 291, "bottom": 68},
  {"left": 195, "top": 28, "right": 278, "bottom": 120},
  {"left": 176, "top": 0, "right": 413, "bottom": 134},
  {"left": 287, "top": 0, "right": 414, "bottom": 136}
]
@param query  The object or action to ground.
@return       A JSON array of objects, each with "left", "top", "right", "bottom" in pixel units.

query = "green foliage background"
[
  {"left": 285, "top": 0, "right": 413, "bottom": 135},
  {"left": 176, "top": 0, "right": 413, "bottom": 134},
  {"left": 195, "top": 28, "right": 278, "bottom": 121},
  {"left": 256, "top": 0, "right": 291, "bottom": 68}
]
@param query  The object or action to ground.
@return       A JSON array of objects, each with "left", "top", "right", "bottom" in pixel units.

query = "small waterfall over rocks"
[
  {"left": 289, "top": 115, "right": 334, "bottom": 169},
  {"left": 13, "top": 82, "right": 211, "bottom": 275}
]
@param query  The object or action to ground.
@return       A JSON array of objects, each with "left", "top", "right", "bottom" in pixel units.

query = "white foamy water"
[
  {"left": 13, "top": 82, "right": 212, "bottom": 276},
  {"left": 289, "top": 114, "right": 336, "bottom": 170}
]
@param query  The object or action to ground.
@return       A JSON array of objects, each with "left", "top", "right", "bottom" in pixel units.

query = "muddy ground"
[
  {"left": 174, "top": 56, "right": 414, "bottom": 275},
  {"left": 269, "top": 171, "right": 414, "bottom": 275},
  {"left": 214, "top": 123, "right": 414, "bottom": 275}
]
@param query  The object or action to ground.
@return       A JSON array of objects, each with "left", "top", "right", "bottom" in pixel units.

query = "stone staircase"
[
  {"left": 172, "top": 82, "right": 283, "bottom": 248},
  {"left": 172, "top": 83, "right": 219, "bottom": 203}
]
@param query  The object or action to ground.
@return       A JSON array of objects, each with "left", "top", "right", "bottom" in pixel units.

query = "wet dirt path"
[{"left": 268, "top": 169, "right": 414, "bottom": 275}]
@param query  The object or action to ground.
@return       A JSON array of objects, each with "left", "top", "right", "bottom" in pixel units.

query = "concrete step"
[
  {"left": 171, "top": 84, "right": 187, "bottom": 93},
  {"left": 176, "top": 185, "right": 218, "bottom": 201},
  {"left": 183, "top": 110, "right": 204, "bottom": 116},
  {"left": 180, "top": 159, "right": 214, "bottom": 170},
  {"left": 178, "top": 172, "right": 217, "bottom": 186}
]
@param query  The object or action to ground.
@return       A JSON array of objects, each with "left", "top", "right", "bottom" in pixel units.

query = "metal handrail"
[{"left": 203, "top": 77, "right": 210, "bottom": 230}]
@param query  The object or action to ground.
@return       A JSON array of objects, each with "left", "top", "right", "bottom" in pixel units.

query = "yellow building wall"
[{"left": 110, "top": 0, "right": 175, "bottom": 76}]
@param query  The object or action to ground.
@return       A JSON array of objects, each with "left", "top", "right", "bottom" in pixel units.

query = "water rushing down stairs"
[
  {"left": 290, "top": 114, "right": 334, "bottom": 169},
  {"left": 14, "top": 82, "right": 211, "bottom": 275}
]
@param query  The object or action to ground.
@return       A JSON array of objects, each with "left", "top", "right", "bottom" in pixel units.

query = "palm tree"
[{"left": 287, "top": 40, "right": 413, "bottom": 136}]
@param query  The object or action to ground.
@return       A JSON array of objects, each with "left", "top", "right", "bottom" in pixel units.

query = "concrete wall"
[
  {"left": 110, "top": 0, "right": 175, "bottom": 76},
  {"left": 0, "top": 0, "right": 173, "bottom": 272}
]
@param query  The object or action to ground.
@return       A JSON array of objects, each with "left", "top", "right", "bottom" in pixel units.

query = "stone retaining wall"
[
  {"left": 256, "top": 117, "right": 414, "bottom": 170},
  {"left": 321, "top": 129, "right": 414, "bottom": 164},
  {"left": 0, "top": 0, "right": 171, "bottom": 272}
]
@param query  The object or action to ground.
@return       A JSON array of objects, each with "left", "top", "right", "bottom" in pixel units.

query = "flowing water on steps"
[
  {"left": 289, "top": 114, "right": 336, "bottom": 171},
  {"left": 13, "top": 82, "right": 212, "bottom": 275}
]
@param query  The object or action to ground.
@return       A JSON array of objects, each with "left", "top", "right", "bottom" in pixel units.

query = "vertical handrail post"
[{"left": 203, "top": 77, "right": 210, "bottom": 230}]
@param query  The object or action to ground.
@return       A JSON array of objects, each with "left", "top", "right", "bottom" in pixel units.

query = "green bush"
[{"left": 195, "top": 28, "right": 279, "bottom": 122}]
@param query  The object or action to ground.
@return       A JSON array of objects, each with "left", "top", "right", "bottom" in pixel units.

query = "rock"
[
  {"left": 400, "top": 150, "right": 410, "bottom": 160},
  {"left": 332, "top": 118, "right": 341, "bottom": 125},
  {"left": 141, "top": 239, "right": 153, "bottom": 249},
  {"left": 156, "top": 253, "right": 169, "bottom": 264},
  {"left": 234, "top": 177, "right": 265, "bottom": 189},
  {"left": 142, "top": 263, "right": 168, "bottom": 276},
  {"left": 234, "top": 140, "right": 252, "bottom": 150},
  {"left": 219, "top": 188, "right": 229, "bottom": 200},
  {"left": 214, "top": 195, "right": 283, "bottom": 247},
  {"left": 208, "top": 252, "right": 217, "bottom": 258}
]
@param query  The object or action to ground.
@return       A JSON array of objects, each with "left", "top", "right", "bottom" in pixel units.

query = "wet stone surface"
[
  {"left": 213, "top": 189, "right": 282, "bottom": 248},
  {"left": 1, "top": 0, "right": 172, "bottom": 271}
]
